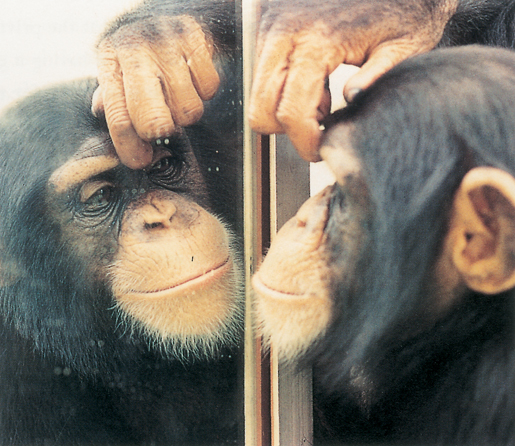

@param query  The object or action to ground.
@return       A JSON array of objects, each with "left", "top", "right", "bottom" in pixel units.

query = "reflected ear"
[{"left": 448, "top": 167, "right": 515, "bottom": 294}]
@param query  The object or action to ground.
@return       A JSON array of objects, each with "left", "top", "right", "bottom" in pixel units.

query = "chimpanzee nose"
[
  {"left": 294, "top": 185, "right": 332, "bottom": 232},
  {"left": 142, "top": 197, "right": 177, "bottom": 230}
]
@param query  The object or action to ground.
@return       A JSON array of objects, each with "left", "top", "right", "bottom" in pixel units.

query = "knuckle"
[
  {"left": 248, "top": 111, "right": 283, "bottom": 134},
  {"left": 106, "top": 110, "right": 133, "bottom": 136},
  {"left": 174, "top": 101, "right": 204, "bottom": 126},
  {"left": 166, "top": 15, "right": 203, "bottom": 35},
  {"left": 248, "top": 109, "right": 265, "bottom": 130},
  {"left": 276, "top": 106, "right": 300, "bottom": 128},
  {"left": 97, "top": 38, "right": 115, "bottom": 55},
  {"left": 136, "top": 111, "right": 175, "bottom": 141}
]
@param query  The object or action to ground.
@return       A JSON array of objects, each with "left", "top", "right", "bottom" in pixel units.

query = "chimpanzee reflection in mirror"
[
  {"left": 253, "top": 46, "right": 515, "bottom": 445},
  {"left": 0, "top": 2, "right": 245, "bottom": 443},
  {"left": 0, "top": 75, "right": 243, "bottom": 445}
]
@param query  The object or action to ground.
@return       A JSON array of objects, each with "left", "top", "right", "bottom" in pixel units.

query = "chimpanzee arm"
[{"left": 93, "top": 0, "right": 236, "bottom": 169}]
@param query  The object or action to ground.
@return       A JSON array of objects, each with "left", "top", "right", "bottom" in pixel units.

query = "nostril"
[
  {"left": 294, "top": 189, "right": 331, "bottom": 231},
  {"left": 145, "top": 222, "right": 164, "bottom": 230},
  {"left": 142, "top": 199, "right": 176, "bottom": 231}
]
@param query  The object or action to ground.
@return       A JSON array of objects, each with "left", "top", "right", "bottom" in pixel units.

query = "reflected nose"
[{"left": 142, "top": 198, "right": 177, "bottom": 230}]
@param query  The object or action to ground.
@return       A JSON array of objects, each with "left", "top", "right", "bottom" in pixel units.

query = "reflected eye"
[
  {"left": 86, "top": 186, "right": 113, "bottom": 207},
  {"left": 79, "top": 181, "right": 116, "bottom": 214},
  {"left": 149, "top": 155, "right": 184, "bottom": 185}
]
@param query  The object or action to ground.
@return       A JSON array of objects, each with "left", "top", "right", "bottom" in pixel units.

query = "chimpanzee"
[
  {"left": 2, "top": 1, "right": 514, "bottom": 444},
  {"left": 0, "top": 75, "right": 243, "bottom": 443},
  {"left": 253, "top": 45, "right": 515, "bottom": 445}
]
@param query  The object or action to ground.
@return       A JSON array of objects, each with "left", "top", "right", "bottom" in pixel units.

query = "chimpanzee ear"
[{"left": 448, "top": 167, "right": 515, "bottom": 294}]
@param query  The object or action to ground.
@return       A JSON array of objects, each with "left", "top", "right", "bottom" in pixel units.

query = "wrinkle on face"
[{"left": 48, "top": 137, "right": 119, "bottom": 193}]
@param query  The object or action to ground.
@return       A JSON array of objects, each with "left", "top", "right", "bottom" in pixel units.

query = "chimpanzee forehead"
[
  {"left": 48, "top": 136, "right": 119, "bottom": 193},
  {"left": 72, "top": 135, "right": 117, "bottom": 159}
]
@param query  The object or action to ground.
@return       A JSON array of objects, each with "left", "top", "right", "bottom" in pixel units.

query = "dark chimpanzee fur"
[
  {"left": 0, "top": 79, "right": 242, "bottom": 445},
  {"left": 3, "top": 0, "right": 515, "bottom": 444},
  {"left": 312, "top": 46, "right": 515, "bottom": 445},
  {"left": 442, "top": 0, "right": 515, "bottom": 48},
  {"left": 0, "top": 0, "right": 245, "bottom": 444}
]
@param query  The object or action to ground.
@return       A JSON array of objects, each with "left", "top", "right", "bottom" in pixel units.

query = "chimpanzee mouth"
[
  {"left": 130, "top": 257, "right": 232, "bottom": 298},
  {"left": 252, "top": 274, "right": 310, "bottom": 299}
]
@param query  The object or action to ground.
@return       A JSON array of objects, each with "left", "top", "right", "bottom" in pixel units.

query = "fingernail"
[{"left": 346, "top": 88, "right": 362, "bottom": 103}]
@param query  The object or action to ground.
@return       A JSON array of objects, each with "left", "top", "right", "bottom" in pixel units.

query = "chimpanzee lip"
[
  {"left": 128, "top": 257, "right": 231, "bottom": 298},
  {"left": 252, "top": 273, "right": 309, "bottom": 299}
]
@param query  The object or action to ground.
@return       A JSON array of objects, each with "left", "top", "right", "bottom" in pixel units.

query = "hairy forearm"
[{"left": 98, "top": 0, "right": 237, "bottom": 52}]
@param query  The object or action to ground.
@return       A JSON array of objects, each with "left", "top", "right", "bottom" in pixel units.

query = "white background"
[{"left": 0, "top": 0, "right": 136, "bottom": 110}]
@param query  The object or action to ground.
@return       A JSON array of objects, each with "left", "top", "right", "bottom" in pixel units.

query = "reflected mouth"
[
  {"left": 129, "top": 257, "right": 231, "bottom": 298},
  {"left": 252, "top": 274, "right": 310, "bottom": 300}
]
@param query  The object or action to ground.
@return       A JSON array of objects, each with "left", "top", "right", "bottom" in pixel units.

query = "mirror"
[{"left": 0, "top": 1, "right": 245, "bottom": 444}]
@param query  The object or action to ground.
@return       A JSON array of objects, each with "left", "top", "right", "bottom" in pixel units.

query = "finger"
[
  {"left": 98, "top": 52, "right": 153, "bottom": 169},
  {"left": 112, "top": 127, "right": 154, "bottom": 170},
  {"left": 317, "top": 85, "right": 331, "bottom": 122},
  {"left": 278, "top": 63, "right": 325, "bottom": 163},
  {"left": 285, "top": 119, "right": 323, "bottom": 163},
  {"left": 156, "top": 50, "right": 206, "bottom": 127},
  {"left": 104, "top": 90, "right": 154, "bottom": 170},
  {"left": 180, "top": 25, "right": 220, "bottom": 100},
  {"left": 116, "top": 46, "right": 176, "bottom": 140},
  {"left": 186, "top": 45, "right": 220, "bottom": 101},
  {"left": 343, "top": 42, "right": 426, "bottom": 102},
  {"left": 249, "top": 31, "right": 295, "bottom": 134},
  {"left": 91, "top": 86, "right": 104, "bottom": 117},
  {"left": 276, "top": 40, "right": 342, "bottom": 161}
]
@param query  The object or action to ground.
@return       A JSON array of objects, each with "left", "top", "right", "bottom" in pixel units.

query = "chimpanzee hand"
[
  {"left": 248, "top": 0, "right": 459, "bottom": 162},
  {"left": 93, "top": 15, "right": 220, "bottom": 169}
]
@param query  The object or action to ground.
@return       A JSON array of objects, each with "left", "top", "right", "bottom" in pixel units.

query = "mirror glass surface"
[{"left": 0, "top": 1, "right": 244, "bottom": 444}]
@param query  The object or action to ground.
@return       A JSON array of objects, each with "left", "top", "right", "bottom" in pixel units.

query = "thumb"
[
  {"left": 91, "top": 86, "right": 104, "bottom": 117},
  {"left": 343, "top": 43, "right": 426, "bottom": 102}
]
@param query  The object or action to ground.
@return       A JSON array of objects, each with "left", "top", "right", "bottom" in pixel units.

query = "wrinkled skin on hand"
[
  {"left": 248, "top": 0, "right": 459, "bottom": 162},
  {"left": 93, "top": 15, "right": 220, "bottom": 169},
  {"left": 94, "top": 0, "right": 458, "bottom": 168}
]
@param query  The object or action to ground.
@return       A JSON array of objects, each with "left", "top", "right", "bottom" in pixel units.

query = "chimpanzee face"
[
  {"left": 254, "top": 76, "right": 515, "bottom": 364},
  {"left": 47, "top": 134, "right": 241, "bottom": 354},
  {"left": 0, "top": 79, "right": 243, "bottom": 361},
  {"left": 253, "top": 124, "right": 371, "bottom": 360}
]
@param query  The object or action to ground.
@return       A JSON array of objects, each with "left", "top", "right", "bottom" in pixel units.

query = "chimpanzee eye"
[
  {"left": 87, "top": 186, "right": 113, "bottom": 207},
  {"left": 148, "top": 155, "right": 185, "bottom": 185},
  {"left": 150, "top": 157, "right": 174, "bottom": 174},
  {"left": 79, "top": 181, "right": 116, "bottom": 214}
]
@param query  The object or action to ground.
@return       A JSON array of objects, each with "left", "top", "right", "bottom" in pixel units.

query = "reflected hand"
[
  {"left": 93, "top": 15, "right": 220, "bottom": 169},
  {"left": 249, "top": 0, "right": 458, "bottom": 162}
]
